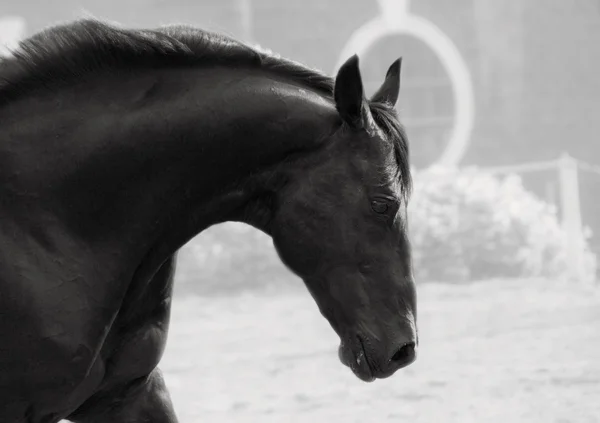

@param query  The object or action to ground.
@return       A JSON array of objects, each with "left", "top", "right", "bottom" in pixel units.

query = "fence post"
[{"left": 558, "top": 152, "right": 586, "bottom": 282}]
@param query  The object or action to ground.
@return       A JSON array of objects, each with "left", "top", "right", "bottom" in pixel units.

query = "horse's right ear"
[
  {"left": 371, "top": 57, "right": 402, "bottom": 106},
  {"left": 334, "top": 55, "right": 366, "bottom": 128}
]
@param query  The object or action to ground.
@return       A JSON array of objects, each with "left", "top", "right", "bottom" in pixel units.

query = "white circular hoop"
[{"left": 335, "top": 14, "right": 475, "bottom": 168}]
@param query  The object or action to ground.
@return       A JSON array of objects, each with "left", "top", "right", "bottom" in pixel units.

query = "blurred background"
[{"left": 2, "top": 1, "right": 599, "bottom": 422}]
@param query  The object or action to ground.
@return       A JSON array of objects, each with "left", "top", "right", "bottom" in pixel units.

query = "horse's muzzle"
[{"left": 338, "top": 334, "right": 417, "bottom": 382}]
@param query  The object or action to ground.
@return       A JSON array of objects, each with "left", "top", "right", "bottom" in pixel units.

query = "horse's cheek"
[{"left": 272, "top": 225, "right": 322, "bottom": 277}]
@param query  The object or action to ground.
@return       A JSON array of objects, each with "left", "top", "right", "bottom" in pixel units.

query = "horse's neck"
[
  {"left": 1, "top": 64, "right": 336, "bottom": 285},
  {"left": 112, "top": 66, "right": 338, "bottom": 284},
  {"left": 70, "top": 67, "right": 334, "bottom": 263},
  {"left": 141, "top": 66, "right": 335, "bottom": 211},
  {"left": 3, "top": 66, "right": 332, "bottom": 209}
]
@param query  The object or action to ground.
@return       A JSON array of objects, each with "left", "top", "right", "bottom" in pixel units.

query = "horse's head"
[{"left": 271, "top": 56, "right": 416, "bottom": 382}]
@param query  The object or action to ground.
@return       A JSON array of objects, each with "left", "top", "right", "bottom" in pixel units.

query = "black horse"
[{"left": 0, "top": 20, "right": 417, "bottom": 423}]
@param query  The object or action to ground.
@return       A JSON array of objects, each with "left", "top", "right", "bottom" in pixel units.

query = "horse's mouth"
[{"left": 338, "top": 336, "right": 375, "bottom": 382}]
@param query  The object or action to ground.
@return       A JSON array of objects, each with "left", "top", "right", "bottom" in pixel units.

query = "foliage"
[
  {"left": 408, "top": 166, "right": 597, "bottom": 283},
  {"left": 175, "top": 223, "right": 296, "bottom": 295}
]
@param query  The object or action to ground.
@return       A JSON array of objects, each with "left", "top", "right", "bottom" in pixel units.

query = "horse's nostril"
[{"left": 390, "top": 342, "right": 416, "bottom": 365}]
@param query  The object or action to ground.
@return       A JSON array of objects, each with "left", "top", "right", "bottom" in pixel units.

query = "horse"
[{"left": 0, "top": 19, "right": 417, "bottom": 423}]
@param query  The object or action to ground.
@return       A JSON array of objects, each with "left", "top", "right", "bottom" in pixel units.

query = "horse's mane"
[
  {"left": 0, "top": 19, "right": 334, "bottom": 99},
  {"left": 0, "top": 19, "right": 411, "bottom": 196}
]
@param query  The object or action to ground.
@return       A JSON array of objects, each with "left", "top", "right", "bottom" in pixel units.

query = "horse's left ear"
[
  {"left": 371, "top": 57, "right": 402, "bottom": 106},
  {"left": 334, "top": 55, "right": 367, "bottom": 128}
]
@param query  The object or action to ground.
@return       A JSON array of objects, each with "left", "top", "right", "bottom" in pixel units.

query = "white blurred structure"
[
  {"left": 0, "top": 16, "right": 26, "bottom": 56},
  {"left": 335, "top": 0, "right": 475, "bottom": 169}
]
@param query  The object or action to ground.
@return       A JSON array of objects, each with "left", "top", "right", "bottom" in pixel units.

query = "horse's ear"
[
  {"left": 371, "top": 57, "right": 402, "bottom": 106},
  {"left": 334, "top": 55, "right": 366, "bottom": 128}
]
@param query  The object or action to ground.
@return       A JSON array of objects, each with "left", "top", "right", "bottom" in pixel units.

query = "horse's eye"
[{"left": 371, "top": 200, "right": 389, "bottom": 214}]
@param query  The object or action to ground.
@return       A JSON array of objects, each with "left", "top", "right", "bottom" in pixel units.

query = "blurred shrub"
[
  {"left": 408, "top": 166, "right": 597, "bottom": 283},
  {"left": 175, "top": 166, "right": 597, "bottom": 295},
  {"left": 175, "top": 222, "right": 297, "bottom": 296}
]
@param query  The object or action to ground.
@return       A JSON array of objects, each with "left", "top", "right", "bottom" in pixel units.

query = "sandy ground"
[{"left": 157, "top": 279, "right": 600, "bottom": 423}]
